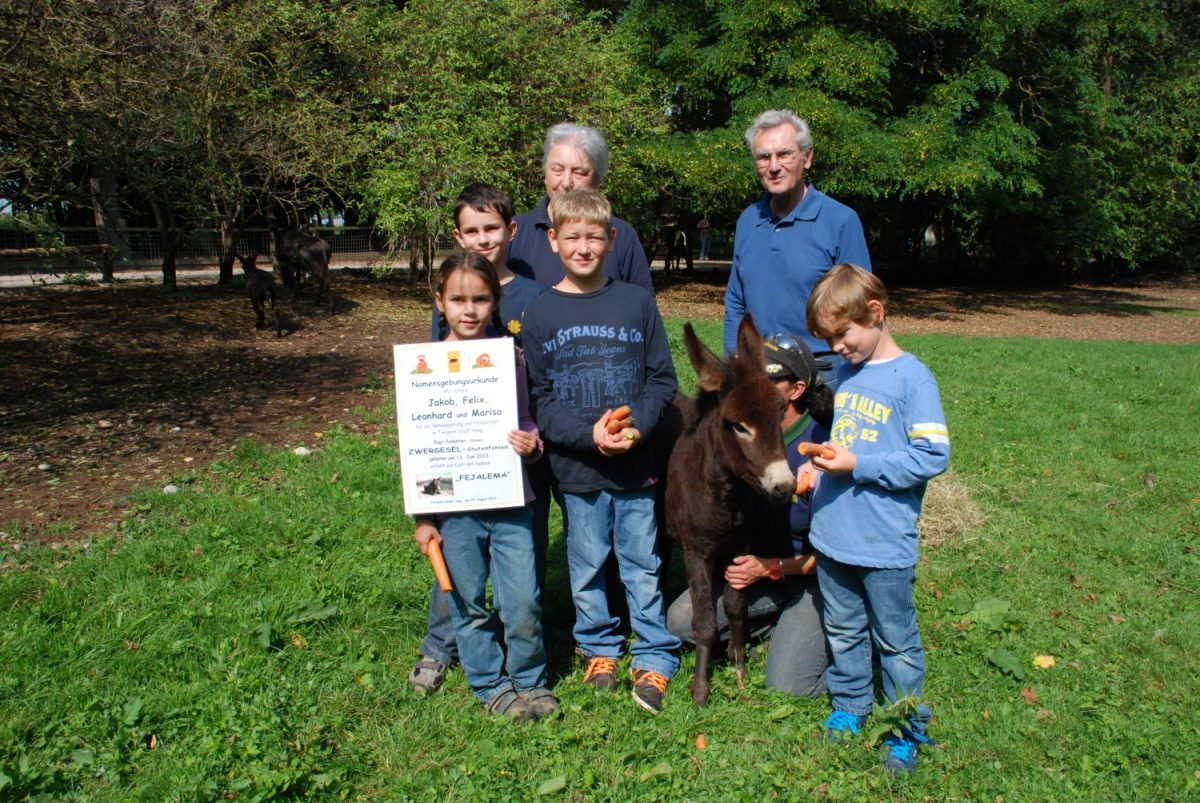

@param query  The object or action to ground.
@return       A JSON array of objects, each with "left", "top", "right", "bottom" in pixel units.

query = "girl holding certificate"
[{"left": 411, "top": 252, "right": 557, "bottom": 721}]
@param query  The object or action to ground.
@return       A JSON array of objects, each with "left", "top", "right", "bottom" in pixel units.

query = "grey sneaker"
[
  {"left": 408, "top": 655, "right": 448, "bottom": 694},
  {"left": 630, "top": 668, "right": 669, "bottom": 714},
  {"left": 485, "top": 687, "right": 536, "bottom": 722},
  {"left": 582, "top": 656, "right": 618, "bottom": 692},
  {"left": 519, "top": 687, "right": 561, "bottom": 720}
]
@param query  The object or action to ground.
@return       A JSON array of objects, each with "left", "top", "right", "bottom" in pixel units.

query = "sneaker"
[
  {"left": 408, "top": 655, "right": 448, "bottom": 694},
  {"left": 821, "top": 709, "right": 867, "bottom": 742},
  {"left": 485, "top": 687, "right": 536, "bottom": 722},
  {"left": 630, "top": 669, "right": 669, "bottom": 715},
  {"left": 582, "top": 657, "right": 618, "bottom": 692},
  {"left": 519, "top": 687, "right": 561, "bottom": 720},
  {"left": 881, "top": 732, "right": 932, "bottom": 776}
]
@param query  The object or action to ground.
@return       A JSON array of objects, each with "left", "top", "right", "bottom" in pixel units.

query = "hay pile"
[{"left": 919, "top": 471, "right": 985, "bottom": 548}]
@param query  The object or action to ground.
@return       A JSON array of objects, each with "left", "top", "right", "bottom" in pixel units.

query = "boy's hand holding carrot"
[
  {"left": 808, "top": 440, "right": 856, "bottom": 475},
  {"left": 594, "top": 405, "right": 640, "bottom": 456}
]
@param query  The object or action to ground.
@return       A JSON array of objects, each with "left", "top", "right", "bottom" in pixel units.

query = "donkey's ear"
[
  {"left": 736, "top": 314, "right": 766, "bottom": 369},
  {"left": 683, "top": 323, "right": 727, "bottom": 393}
]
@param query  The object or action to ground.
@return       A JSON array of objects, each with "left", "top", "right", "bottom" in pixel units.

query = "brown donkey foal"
[{"left": 665, "top": 315, "right": 795, "bottom": 707}]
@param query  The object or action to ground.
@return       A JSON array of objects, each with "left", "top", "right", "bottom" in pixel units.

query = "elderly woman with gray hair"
[{"left": 508, "top": 123, "right": 653, "bottom": 292}]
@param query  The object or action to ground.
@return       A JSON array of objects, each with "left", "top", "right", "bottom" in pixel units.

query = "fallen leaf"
[
  {"left": 983, "top": 708, "right": 990, "bottom": 720},
  {"left": 695, "top": 733, "right": 707, "bottom": 751},
  {"left": 1020, "top": 687, "right": 1038, "bottom": 704},
  {"left": 1086, "top": 593, "right": 1097, "bottom": 604},
  {"left": 1033, "top": 654, "right": 1057, "bottom": 669},
  {"left": 1048, "top": 609, "right": 1062, "bottom": 618},
  {"left": 1037, "top": 708, "right": 1051, "bottom": 719},
  {"left": 1110, "top": 614, "right": 1125, "bottom": 623}
]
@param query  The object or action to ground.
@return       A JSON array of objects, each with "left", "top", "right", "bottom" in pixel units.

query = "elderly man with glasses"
[{"left": 722, "top": 109, "right": 872, "bottom": 378}]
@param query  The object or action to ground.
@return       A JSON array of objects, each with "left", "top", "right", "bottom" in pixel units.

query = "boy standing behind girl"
[
  {"left": 804, "top": 263, "right": 950, "bottom": 775},
  {"left": 521, "top": 188, "right": 681, "bottom": 714}
]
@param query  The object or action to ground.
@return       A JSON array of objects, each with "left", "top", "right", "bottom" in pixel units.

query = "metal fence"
[{"left": 0, "top": 226, "right": 455, "bottom": 268}]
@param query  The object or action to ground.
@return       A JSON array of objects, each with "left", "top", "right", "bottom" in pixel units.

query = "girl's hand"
[
  {"left": 414, "top": 520, "right": 442, "bottom": 556},
  {"left": 811, "top": 440, "right": 856, "bottom": 475},
  {"left": 724, "top": 554, "right": 767, "bottom": 590},
  {"left": 508, "top": 428, "right": 539, "bottom": 457}
]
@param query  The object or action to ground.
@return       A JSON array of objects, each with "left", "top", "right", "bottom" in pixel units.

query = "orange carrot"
[
  {"left": 795, "top": 464, "right": 817, "bottom": 494},
  {"left": 606, "top": 405, "right": 633, "bottom": 434},
  {"left": 797, "top": 441, "right": 835, "bottom": 460},
  {"left": 428, "top": 540, "right": 452, "bottom": 592}
]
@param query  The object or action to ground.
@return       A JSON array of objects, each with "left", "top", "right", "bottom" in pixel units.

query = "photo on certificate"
[{"left": 394, "top": 338, "right": 524, "bottom": 515}]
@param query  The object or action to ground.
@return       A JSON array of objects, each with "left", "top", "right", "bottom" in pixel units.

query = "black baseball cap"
[{"left": 763, "top": 332, "right": 818, "bottom": 383}]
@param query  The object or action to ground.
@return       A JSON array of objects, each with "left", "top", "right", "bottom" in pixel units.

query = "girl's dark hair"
[
  {"left": 799, "top": 380, "right": 834, "bottom": 430},
  {"left": 432, "top": 251, "right": 506, "bottom": 340}
]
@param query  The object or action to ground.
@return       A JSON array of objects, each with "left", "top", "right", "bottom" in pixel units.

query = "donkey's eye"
[{"left": 730, "top": 422, "right": 750, "bottom": 435}]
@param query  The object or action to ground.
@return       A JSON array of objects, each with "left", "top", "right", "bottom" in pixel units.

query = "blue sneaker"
[
  {"left": 881, "top": 731, "right": 933, "bottom": 776},
  {"left": 821, "top": 710, "right": 867, "bottom": 742}
]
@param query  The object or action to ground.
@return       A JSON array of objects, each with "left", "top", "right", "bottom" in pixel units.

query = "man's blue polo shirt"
[
  {"left": 509, "top": 195, "right": 654, "bottom": 294},
  {"left": 723, "top": 185, "right": 871, "bottom": 355}
]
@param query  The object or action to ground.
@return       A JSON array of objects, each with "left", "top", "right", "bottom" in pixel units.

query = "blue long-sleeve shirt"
[
  {"left": 521, "top": 280, "right": 677, "bottom": 492},
  {"left": 509, "top": 196, "right": 654, "bottom": 294},
  {"left": 810, "top": 353, "right": 950, "bottom": 568},
  {"left": 723, "top": 186, "right": 871, "bottom": 356}
]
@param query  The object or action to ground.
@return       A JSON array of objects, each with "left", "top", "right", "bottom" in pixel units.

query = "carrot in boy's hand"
[
  {"left": 797, "top": 441, "right": 835, "bottom": 460},
  {"left": 428, "top": 540, "right": 452, "bottom": 592},
  {"left": 606, "top": 405, "right": 633, "bottom": 434}
]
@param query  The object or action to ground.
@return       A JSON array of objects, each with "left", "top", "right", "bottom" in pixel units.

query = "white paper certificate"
[{"left": 394, "top": 338, "right": 524, "bottom": 515}]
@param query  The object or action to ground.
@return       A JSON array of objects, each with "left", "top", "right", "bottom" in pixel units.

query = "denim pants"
[
  {"left": 420, "top": 478, "right": 550, "bottom": 665},
  {"left": 439, "top": 506, "right": 547, "bottom": 703},
  {"left": 563, "top": 488, "right": 680, "bottom": 678},
  {"left": 816, "top": 553, "right": 931, "bottom": 735},
  {"left": 666, "top": 576, "right": 829, "bottom": 697}
]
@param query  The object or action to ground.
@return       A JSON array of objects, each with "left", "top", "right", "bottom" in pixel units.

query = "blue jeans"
[
  {"left": 563, "top": 488, "right": 680, "bottom": 678},
  {"left": 439, "top": 506, "right": 547, "bottom": 703},
  {"left": 816, "top": 553, "right": 931, "bottom": 735}
]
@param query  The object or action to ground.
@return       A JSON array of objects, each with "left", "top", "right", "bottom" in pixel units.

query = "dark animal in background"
[
  {"left": 665, "top": 315, "right": 795, "bottom": 707},
  {"left": 237, "top": 253, "right": 283, "bottom": 337},
  {"left": 270, "top": 227, "right": 335, "bottom": 312}
]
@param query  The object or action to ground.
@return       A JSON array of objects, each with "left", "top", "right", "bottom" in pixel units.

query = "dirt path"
[{"left": 2, "top": 271, "right": 1197, "bottom": 539}]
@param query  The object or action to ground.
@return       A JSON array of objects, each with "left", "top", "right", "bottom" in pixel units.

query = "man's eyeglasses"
[{"left": 754, "top": 148, "right": 800, "bottom": 166}]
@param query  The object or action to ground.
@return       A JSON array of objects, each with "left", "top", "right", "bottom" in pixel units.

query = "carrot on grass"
[{"left": 428, "top": 540, "right": 452, "bottom": 592}]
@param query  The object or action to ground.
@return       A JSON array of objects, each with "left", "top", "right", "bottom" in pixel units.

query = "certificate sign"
[{"left": 394, "top": 338, "right": 524, "bottom": 515}]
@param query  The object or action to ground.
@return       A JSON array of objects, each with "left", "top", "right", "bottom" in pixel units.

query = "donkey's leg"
[
  {"left": 723, "top": 584, "right": 749, "bottom": 688},
  {"left": 685, "top": 551, "right": 717, "bottom": 707}
]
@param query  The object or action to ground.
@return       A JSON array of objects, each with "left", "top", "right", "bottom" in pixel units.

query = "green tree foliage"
[
  {"left": 0, "top": 0, "right": 384, "bottom": 288},
  {"left": 620, "top": 0, "right": 1199, "bottom": 275},
  {"left": 360, "top": 0, "right": 664, "bottom": 263}
]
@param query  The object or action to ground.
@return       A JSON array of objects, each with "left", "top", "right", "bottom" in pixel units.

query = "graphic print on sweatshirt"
[{"left": 537, "top": 326, "right": 646, "bottom": 413}]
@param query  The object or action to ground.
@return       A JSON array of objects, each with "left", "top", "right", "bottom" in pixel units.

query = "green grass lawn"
[{"left": 2, "top": 322, "right": 1198, "bottom": 799}]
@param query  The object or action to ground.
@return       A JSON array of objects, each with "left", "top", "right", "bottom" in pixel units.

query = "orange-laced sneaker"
[
  {"left": 630, "top": 669, "right": 669, "bottom": 714},
  {"left": 582, "top": 656, "right": 618, "bottom": 692}
]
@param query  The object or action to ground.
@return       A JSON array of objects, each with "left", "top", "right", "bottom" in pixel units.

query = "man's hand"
[{"left": 724, "top": 554, "right": 768, "bottom": 590}]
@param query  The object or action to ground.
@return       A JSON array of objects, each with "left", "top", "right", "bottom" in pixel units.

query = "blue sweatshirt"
[
  {"left": 521, "top": 280, "right": 677, "bottom": 492},
  {"left": 810, "top": 353, "right": 950, "bottom": 568}
]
